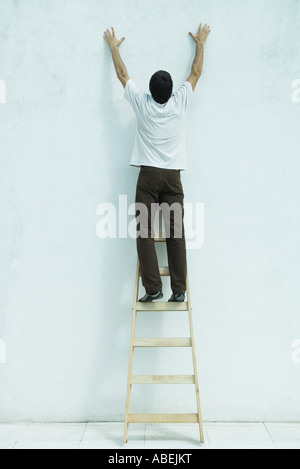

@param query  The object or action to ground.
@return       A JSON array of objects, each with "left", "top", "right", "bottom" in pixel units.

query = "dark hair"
[{"left": 149, "top": 71, "right": 173, "bottom": 104}]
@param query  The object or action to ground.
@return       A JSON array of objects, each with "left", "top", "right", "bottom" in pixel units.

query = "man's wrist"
[{"left": 110, "top": 44, "right": 119, "bottom": 54}]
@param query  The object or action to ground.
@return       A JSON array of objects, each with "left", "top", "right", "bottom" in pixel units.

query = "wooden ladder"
[{"left": 123, "top": 233, "right": 204, "bottom": 444}]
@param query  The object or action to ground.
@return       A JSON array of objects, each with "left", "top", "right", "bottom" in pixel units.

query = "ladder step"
[
  {"left": 137, "top": 302, "right": 188, "bottom": 311},
  {"left": 131, "top": 375, "right": 195, "bottom": 384},
  {"left": 133, "top": 338, "right": 192, "bottom": 348},
  {"left": 139, "top": 267, "right": 170, "bottom": 277},
  {"left": 128, "top": 413, "right": 199, "bottom": 424},
  {"left": 159, "top": 266, "right": 170, "bottom": 276},
  {"left": 154, "top": 235, "right": 166, "bottom": 243}
]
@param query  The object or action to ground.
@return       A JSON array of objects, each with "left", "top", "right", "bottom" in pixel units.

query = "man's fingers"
[
  {"left": 104, "top": 27, "right": 125, "bottom": 48},
  {"left": 117, "top": 37, "right": 125, "bottom": 46}
]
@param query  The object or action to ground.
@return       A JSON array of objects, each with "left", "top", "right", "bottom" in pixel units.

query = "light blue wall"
[{"left": 0, "top": 0, "right": 300, "bottom": 422}]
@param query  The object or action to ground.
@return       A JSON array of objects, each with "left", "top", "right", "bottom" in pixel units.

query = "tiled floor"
[{"left": 0, "top": 422, "right": 300, "bottom": 449}]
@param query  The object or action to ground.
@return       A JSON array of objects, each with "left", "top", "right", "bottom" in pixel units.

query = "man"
[{"left": 104, "top": 23, "right": 211, "bottom": 303}]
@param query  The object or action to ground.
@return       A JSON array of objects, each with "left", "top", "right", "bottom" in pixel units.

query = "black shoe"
[
  {"left": 139, "top": 291, "right": 163, "bottom": 303},
  {"left": 168, "top": 293, "right": 185, "bottom": 302}
]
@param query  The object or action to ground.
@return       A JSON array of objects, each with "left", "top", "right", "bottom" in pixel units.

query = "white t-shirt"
[{"left": 124, "top": 79, "right": 193, "bottom": 170}]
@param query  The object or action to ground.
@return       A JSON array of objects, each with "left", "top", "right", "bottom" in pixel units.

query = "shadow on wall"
[{"left": 84, "top": 45, "right": 139, "bottom": 419}]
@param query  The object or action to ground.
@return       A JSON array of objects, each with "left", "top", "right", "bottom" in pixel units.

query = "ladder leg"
[
  {"left": 186, "top": 273, "right": 205, "bottom": 444},
  {"left": 123, "top": 260, "right": 140, "bottom": 443}
]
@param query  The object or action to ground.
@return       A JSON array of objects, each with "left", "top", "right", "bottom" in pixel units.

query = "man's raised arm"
[
  {"left": 104, "top": 27, "right": 130, "bottom": 88},
  {"left": 187, "top": 23, "right": 211, "bottom": 91}
]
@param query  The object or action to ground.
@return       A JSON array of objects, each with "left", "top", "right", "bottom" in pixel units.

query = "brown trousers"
[{"left": 135, "top": 166, "right": 187, "bottom": 295}]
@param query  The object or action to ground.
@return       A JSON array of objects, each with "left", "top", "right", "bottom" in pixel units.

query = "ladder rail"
[
  {"left": 186, "top": 272, "right": 205, "bottom": 444},
  {"left": 123, "top": 259, "right": 140, "bottom": 444}
]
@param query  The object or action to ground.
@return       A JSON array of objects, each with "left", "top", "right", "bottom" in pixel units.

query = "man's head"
[{"left": 150, "top": 71, "right": 173, "bottom": 104}]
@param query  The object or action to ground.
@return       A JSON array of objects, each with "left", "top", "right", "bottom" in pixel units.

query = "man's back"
[{"left": 125, "top": 79, "right": 193, "bottom": 170}]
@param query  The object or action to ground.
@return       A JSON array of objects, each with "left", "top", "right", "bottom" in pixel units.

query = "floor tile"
[
  {"left": 80, "top": 423, "right": 145, "bottom": 449},
  {"left": 273, "top": 441, "right": 300, "bottom": 450},
  {"left": 0, "top": 424, "right": 27, "bottom": 449},
  {"left": 209, "top": 441, "right": 276, "bottom": 449},
  {"left": 144, "top": 424, "right": 210, "bottom": 449},
  {"left": 0, "top": 441, "right": 17, "bottom": 449},
  {"left": 18, "top": 423, "right": 86, "bottom": 443},
  {"left": 14, "top": 441, "right": 80, "bottom": 449},
  {"left": 205, "top": 423, "right": 276, "bottom": 450},
  {"left": 265, "top": 423, "right": 300, "bottom": 449}
]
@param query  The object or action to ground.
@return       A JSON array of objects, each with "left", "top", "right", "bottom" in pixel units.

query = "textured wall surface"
[{"left": 0, "top": 0, "right": 300, "bottom": 422}]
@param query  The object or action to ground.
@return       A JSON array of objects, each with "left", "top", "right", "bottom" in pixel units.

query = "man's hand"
[
  {"left": 189, "top": 23, "right": 211, "bottom": 45},
  {"left": 104, "top": 26, "right": 129, "bottom": 88},
  {"left": 187, "top": 23, "right": 211, "bottom": 91},
  {"left": 104, "top": 27, "right": 125, "bottom": 50}
]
